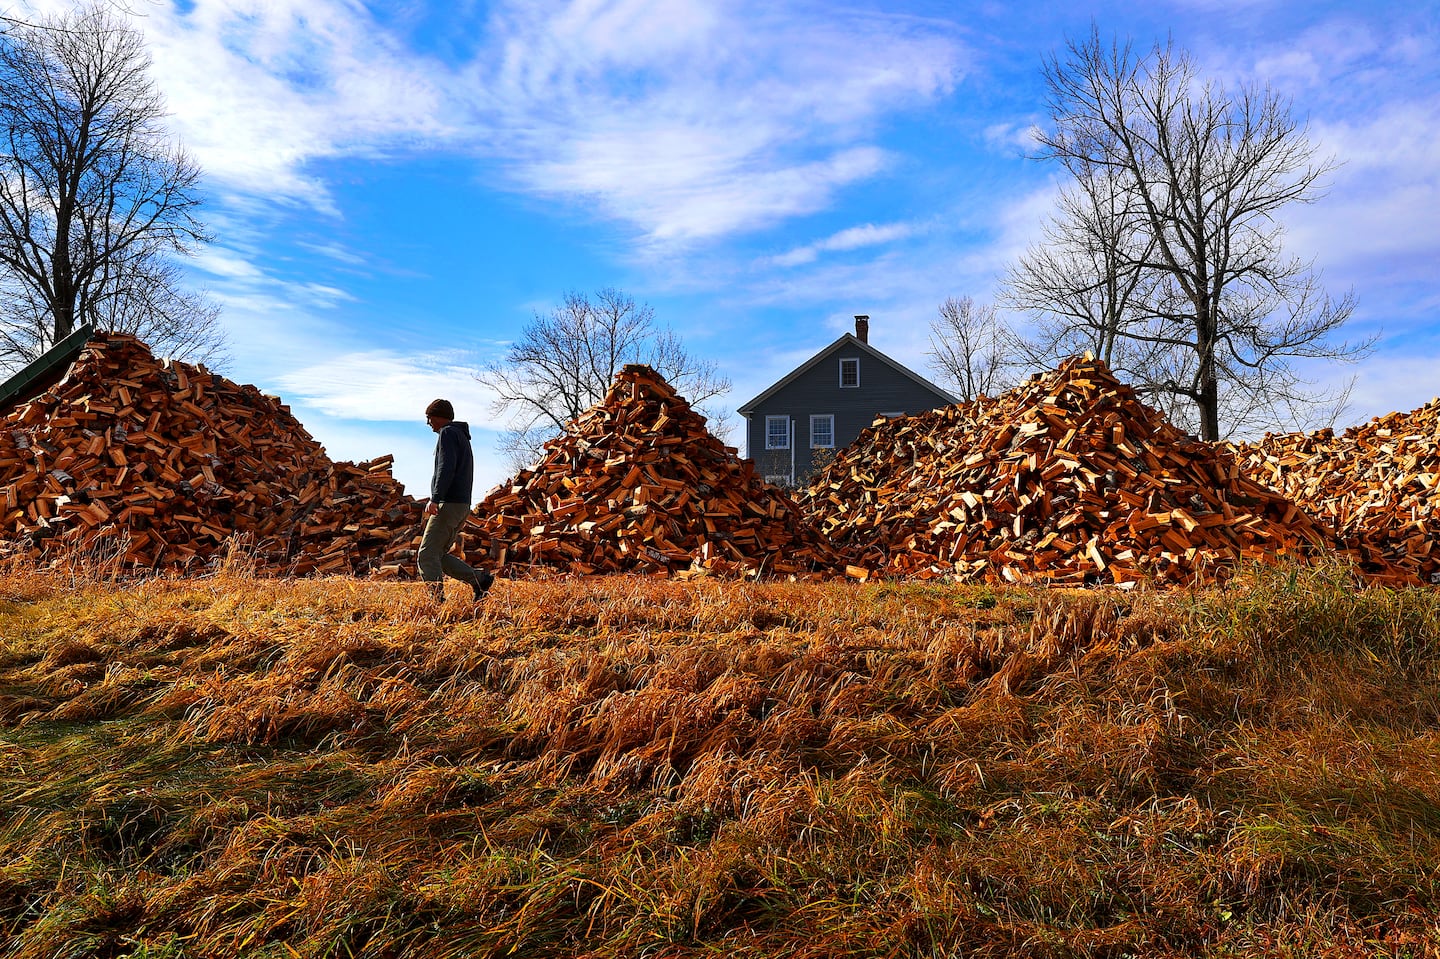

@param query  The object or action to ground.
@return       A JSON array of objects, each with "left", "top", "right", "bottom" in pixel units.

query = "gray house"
[{"left": 737, "top": 315, "right": 958, "bottom": 486}]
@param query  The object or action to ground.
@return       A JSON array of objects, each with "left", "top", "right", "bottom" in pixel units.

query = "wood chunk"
[{"left": 1230, "top": 402, "right": 1440, "bottom": 584}]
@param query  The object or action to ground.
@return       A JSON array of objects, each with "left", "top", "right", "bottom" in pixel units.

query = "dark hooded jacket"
[{"left": 431, "top": 420, "right": 474, "bottom": 505}]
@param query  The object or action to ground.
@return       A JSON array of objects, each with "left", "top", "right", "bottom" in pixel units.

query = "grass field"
[{"left": 2, "top": 558, "right": 1438, "bottom": 958}]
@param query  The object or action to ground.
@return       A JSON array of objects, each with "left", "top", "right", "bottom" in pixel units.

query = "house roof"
[
  {"left": 736, "top": 332, "right": 959, "bottom": 414},
  {"left": 0, "top": 323, "right": 96, "bottom": 414}
]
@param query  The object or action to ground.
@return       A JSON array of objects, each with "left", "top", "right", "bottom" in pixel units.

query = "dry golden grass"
[{"left": 1, "top": 558, "right": 1438, "bottom": 957}]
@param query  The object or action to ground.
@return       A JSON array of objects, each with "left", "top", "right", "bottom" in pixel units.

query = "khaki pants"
[{"left": 417, "top": 502, "right": 482, "bottom": 585}]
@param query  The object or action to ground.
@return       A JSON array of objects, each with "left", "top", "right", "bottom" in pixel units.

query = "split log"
[{"left": 1230, "top": 400, "right": 1440, "bottom": 584}]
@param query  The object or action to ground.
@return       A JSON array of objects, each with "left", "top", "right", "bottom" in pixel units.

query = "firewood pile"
[
  {"left": 0, "top": 333, "right": 424, "bottom": 574},
  {"left": 799, "top": 354, "right": 1404, "bottom": 587},
  {"left": 470, "top": 364, "right": 838, "bottom": 578},
  {"left": 1230, "top": 399, "right": 1440, "bottom": 584},
  {"left": 8, "top": 331, "right": 1425, "bottom": 589}
]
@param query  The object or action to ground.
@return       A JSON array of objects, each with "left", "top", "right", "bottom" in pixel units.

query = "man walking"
[{"left": 419, "top": 398, "right": 493, "bottom": 603}]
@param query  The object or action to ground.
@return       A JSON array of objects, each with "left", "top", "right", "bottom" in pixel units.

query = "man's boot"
[
  {"left": 426, "top": 581, "right": 445, "bottom": 604},
  {"left": 471, "top": 570, "right": 494, "bottom": 602}
]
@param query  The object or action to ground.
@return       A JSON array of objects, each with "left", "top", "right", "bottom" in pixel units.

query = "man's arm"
[{"left": 431, "top": 428, "right": 458, "bottom": 503}]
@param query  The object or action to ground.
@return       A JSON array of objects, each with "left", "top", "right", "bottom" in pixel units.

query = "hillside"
[{"left": 2, "top": 562, "right": 1437, "bottom": 957}]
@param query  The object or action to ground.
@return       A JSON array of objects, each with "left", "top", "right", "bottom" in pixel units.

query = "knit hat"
[{"left": 425, "top": 398, "right": 454, "bottom": 420}]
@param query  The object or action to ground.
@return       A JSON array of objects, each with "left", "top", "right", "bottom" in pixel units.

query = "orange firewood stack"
[
  {"left": 799, "top": 354, "right": 1411, "bottom": 587},
  {"left": 469, "top": 364, "right": 839, "bottom": 578},
  {"left": 3, "top": 333, "right": 1426, "bottom": 588},
  {"left": 1230, "top": 399, "right": 1440, "bottom": 584},
  {"left": 0, "top": 333, "right": 424, "bottom": 574}
]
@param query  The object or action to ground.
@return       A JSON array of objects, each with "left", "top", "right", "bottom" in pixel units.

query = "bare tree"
[
  {"left": 0, "top": 4, "right": 223, "bottom": 371},
  {"left": 1002, "top": 168, "right": 1155, "bottom": 367},
  {"left": 478, "top": 289, "right": 732, "bottom": 469},
  {"left": 1016, "top": 29, "right": 1367, "bottom": 440},
  {"left": 926, "top": 296, "right": 1019, "bottom": 402},
  {"left": 1000, "top": 169, "right": 1193, "bottom": 415}
]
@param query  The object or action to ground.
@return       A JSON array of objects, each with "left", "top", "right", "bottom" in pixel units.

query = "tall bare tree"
[
  {"left": 926, "top": 296, "right": 1019, "bottom": 402},
  {"left": 478, "top": 289, "right": 732, "bottom": 469},
  {"left": 1000, "top": 169, "right": 1198, "bottom": 420},
  {"left": 0, "top": 4, "right": 223, "bottom": 370},
  {"left": 1016, "top": 29, "right": 1366, "bottom": 440},
  {"left": 1002, "top": 168, "right": 1155, "bottom": 368}
]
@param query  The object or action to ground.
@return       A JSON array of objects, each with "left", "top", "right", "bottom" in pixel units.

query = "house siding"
[{"left": 744, "top": 340, "right": 953, "bottom": 484}]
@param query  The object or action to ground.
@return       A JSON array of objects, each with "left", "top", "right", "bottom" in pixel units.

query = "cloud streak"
[
  {"left": 464, "top": 1, "right": 967, "bottom": 243},
  {"left": 131, "top": 0, "right": 454, "bottom": 211},
  {"left": 77, "top": 0, "right": 968, "bottom": 245},
  {"left": 276, "top": 350, "right": 499, "bottom": 425},
  {"left": 770, "top": 221, "right": 920, "bottom": 267}
]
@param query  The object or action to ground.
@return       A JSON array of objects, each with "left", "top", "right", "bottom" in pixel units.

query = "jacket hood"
[{"left": 445, "top": 420, "right": 471, "bottom": 440}]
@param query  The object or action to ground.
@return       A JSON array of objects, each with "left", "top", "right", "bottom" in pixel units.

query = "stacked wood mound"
[
  {"left": 470, "top": 364, "right": 837, "bottom": 578},
  {"left": 799, "top": 354, "right": 1400, "bottom": 587},
  {"left": 0, "top": 333, "right": 423, "bottom": 574},
  {"left": 1230, "top": 400, "right": 1440, "bottom": 584}
]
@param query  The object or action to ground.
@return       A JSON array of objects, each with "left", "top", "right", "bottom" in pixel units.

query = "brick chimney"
[{"left": 854, "top": 314, "right": 870, "bottom": 343}]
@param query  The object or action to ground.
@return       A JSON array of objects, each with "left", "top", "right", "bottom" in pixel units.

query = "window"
[
  {"left": 765, "top": 415, "right": 790, "bottom": 449},
  {"left": 810, "top": 414, "right": 834, "bottom": 448},
  {"left": 765, "top": 474, "right": 792, "bottom": 488},
  {"left": 839, "top": 357, "right": 860, "bottom": 388}
]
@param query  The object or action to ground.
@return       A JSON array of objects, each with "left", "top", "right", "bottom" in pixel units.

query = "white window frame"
[
  {"left": 810, "top": 414, "right": 835, "bottom": 449},
  {"left": 765, "top": 415, "right": 790, "bottom": 450},
  {"left": 839, "top": 357, "right": 860, "bottom": 388}
]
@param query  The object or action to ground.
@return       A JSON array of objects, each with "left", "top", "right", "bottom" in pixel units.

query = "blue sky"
[{"left": 19, "top": 0, "right": 1440, "bottom": 495}]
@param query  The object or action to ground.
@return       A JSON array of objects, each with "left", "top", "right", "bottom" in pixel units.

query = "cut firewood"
[
  {"left": 798, "top": 354, "right": 1412, "bottom": 587},
  {"left": 0, "top": 335, "right": 1425, "bottom": 589},
  {"left": 469, "top": 364, "right": 838, "bottom": 579},
  {"left": 1230, "top": 399, "right": 1440, "bottom": 584},
  {"left": 0, "top": 333, "right": 425, "bottom": 574}
]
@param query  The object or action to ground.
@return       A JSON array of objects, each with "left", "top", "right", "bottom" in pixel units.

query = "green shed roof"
[{"left": 0, "top": 324, "right": 96, "bottom": 413}]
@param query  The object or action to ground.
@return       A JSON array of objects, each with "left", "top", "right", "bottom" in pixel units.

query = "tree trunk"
[
  {"left": 1199, "top": 363, "right": 1220, "bottom": 441},
  {"left": 1197, "top": 316, "right": 1220, "bottom": 440},
  {"left": 51, "top": 236, "right": 74, "bottom": 343}
]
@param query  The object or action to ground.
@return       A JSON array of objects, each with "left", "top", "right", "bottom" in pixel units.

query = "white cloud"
[
  {"left": 770, "top": 221, "right": 919, "bottom": 267},
  {"left": 1249, "top": 23, "right": 1380, "bottom": 90},
  {"left": 962, "top": 181, "right": 1059, "bottom": 279},
  {"left": 115, "top": 0, "right": 455, "bottom": 210},
  {"left": 532, "top": 143, "right": 893, "bottom": 243},
  {"left": 459, "top": 0, "right": 967, "bottom": 243},
  {"left": 1193, "top": 13, "right": 1440, "bottom": 295},
  {"left": 983, "top": 120, "right": 1041, "bottom": 155},
  {"left": 300, "top": 283, "right": 359, "bottom": 304},
  {"left": 296, "top": 417, "right": 516, "bottom": 499},
  {"left": 19, "top": 0, "right": 967, "bottom": 244},
  {"left": 295, "top": 240, "right": 370, "bottom": 267},
  {"left": 275, "top": 350, "right": 499, "bottom": 424},
  {"left": 190, "top": 246, "right": 267, "bottom": 281},
  {"left": 1292, "top": 346, "right": 1440, "bottom": 430},
  {"left": 1283, "top": 98, "right": 1440, "bottom": 294},
  {"left": 274, "top": 352, "right": 521, "bottom": 494}
]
